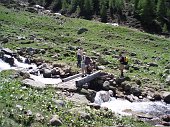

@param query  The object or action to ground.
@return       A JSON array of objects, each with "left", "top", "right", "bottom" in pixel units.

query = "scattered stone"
[
  {"left": 148, "top": 62, "right": 158, "bottom": 67},
  {"left": 52, "top": 99, "right": 65, "bottom": 107},
  {"left": 97, "top": 65, "right": 106, "bottom": 70},
  {"left": 165, "top": 64, "right": 170, "bottom": 69},
  {"left": 18, "top": 70, "right": 30, "bottom": 79},
  {"left": 35, "top": 113, "right": 44, "bottom": 122},
  {"left": 1, "top": 38, "right": 8, "bottom": 43},
  {"left": 77, "top": 28, "right": 88, "bottom": 34},
  {"left": 88, "top": 103, "right": 101, "bottom": 109},
  {"left": 49, "top": 115, "right": 62, "bottom": 126},
  {"left": 165, "top": 75, "right": 170, "bottom": 85},
  {"left": 130, "top": 52, "right": 137, "bottom": 56}
]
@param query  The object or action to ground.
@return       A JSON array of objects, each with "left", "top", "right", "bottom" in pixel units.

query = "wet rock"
[
  {"left": 77, "top": 28, "right": 88, "bottom": 34},
  {"left": 43, "top": 69, "right": 52, "bottom": 78},
  {"left": 22, "top": 79, "right": 46, "bottom": 89},
  {"left": 4, "top": 57, "right": 14, "bottom": 66},
  {"left": 49, "top": 115, "right": 62, "bottom": 126},
  {"left": 163, "top": 92, "right": 170, "bottom": 104},
  {"left": 103, "top": 81, "right": 110, "bottom": 90},
  {"left": 152, "top": 93, "right": 162, "bottom": 101},
  {"left": 131, "top": 87, "right": 142, "bottom": 97},
  {"left": 2, "top": 48, "right": 14, "bottom": 56},
  {"left": 115, "top": 77, "right": 126, "bottom": 85},
  {"left": 88, "top": 103, "right": 101, "bottom": 109},
  {"left": 51, "top": 68, "right": 60, "bottom": 75}
]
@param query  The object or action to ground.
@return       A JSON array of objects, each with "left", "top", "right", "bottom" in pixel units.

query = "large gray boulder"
[{"left": 22, "top": 79, "right": 46, "bottom": 89}]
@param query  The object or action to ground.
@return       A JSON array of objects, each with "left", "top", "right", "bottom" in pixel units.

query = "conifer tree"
[
  {"left": 84, "top": 0, "right": 93, "bottom": 17},
  {"left": 100, "top": 0, "right": 107, "bottom": 22},
  {"left": 157, "top": 0, "right": 166, "bottom": 21},
  {"left": 139, "top": 0, "right": 156, "bottom": 23}
]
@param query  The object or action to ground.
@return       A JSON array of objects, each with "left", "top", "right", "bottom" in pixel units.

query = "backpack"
[{"left": 120, "top": 56, "right": 128, "bottom": 65}]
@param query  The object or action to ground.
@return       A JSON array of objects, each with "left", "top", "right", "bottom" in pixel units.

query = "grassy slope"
[{"left": 0, "top": 4, "right": 170, "bottom": 127}]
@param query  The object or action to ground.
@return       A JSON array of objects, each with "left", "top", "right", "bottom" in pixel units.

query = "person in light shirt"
[{"left": 77, "top": 47, "right": 83, "bottom": 68}]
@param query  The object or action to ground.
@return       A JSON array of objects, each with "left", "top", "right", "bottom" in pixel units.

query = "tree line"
[{"left": 28, "top": 0, "right": 170, "bottom": 33}]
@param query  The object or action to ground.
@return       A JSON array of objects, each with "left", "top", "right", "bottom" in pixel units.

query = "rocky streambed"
[{"left": 0, "top": 47, "right": 170, "bottom": 126}]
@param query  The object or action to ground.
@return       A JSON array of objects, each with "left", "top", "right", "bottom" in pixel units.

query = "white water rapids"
[
  {"left": 0, "top": 56, "right": 62, "bottom": 84},
  {"left": 94, "top": 91, "right": 170, "bottom": 117}
]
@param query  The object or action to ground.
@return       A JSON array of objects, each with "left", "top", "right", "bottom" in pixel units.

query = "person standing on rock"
[
  {"left": 119, "top": 53, "right": 125, "bottom": 77},
  {"left": 77, "top": 47, "right": 83, "bottom": 68}
]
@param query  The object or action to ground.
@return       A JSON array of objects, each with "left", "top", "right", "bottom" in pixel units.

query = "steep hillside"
[{"left": 0, "top": 3, "right": 170, "bottom": 127}]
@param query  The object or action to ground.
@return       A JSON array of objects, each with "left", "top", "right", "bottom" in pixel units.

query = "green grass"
[
  {"left": 0, "top": 70, "right": 153, "bottom": 127},
  {"left": 0, "top": 4, "right": 169, "bottom": 126}
]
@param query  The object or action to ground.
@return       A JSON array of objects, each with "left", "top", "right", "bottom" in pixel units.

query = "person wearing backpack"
[
  {"left": 119, "top": 53, "right": 128, "bottom": 77},
  {"left": 81, "top": 52, "right": 87, "bottom": 77}
]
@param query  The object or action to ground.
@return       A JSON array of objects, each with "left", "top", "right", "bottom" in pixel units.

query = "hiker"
[
  {"left": 85, "top": 56, "right": 93, "bottom": 74},
  {"left": 94, "top": 90, "right": 113, "bottom": 105},
  {"left": 119, "top": 53, "right": 128, "bottom": 77},
  {"left": 77, "top": 47, "right": 83, "bottom": 68},
  {"left": 81, "top": 52, "right": 87, "bottom": 77}
]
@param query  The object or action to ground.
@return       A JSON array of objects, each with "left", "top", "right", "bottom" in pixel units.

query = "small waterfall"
[
  {"left": 0, "top": 59, "right": 11, "bottom": 71},
  {"left": 0, "top": 56, "right": 62, "bottom": 84}
]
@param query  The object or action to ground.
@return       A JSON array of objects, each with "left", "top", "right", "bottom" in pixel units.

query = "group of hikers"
[
  {"left": 76, "top": 47, "right": 128, "bottom": 77},
  {"left": 76, "top": 47, "right": 95, "bottom": 77}
]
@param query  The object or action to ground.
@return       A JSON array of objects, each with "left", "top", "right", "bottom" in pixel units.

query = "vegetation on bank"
[{"left": 0, "top": 3, "right": 170, "bottom": 126}]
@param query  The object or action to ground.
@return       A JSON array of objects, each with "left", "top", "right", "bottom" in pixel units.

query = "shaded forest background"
[{"left": 2, "top": 0, "right": 170, "bottom": 34}]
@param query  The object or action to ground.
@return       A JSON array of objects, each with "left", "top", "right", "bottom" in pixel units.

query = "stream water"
[{"left": 0, "top": 55, "right": 170, "bottom": 122}]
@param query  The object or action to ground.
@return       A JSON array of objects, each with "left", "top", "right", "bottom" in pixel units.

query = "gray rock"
[
  {"left": 103, "top": 81, "right": 110, "bottom": 90},
  {"left": 148, "top": 62, "right": 158, "bottom": 67},
  {"left": 43, "top": 69, "right": 52, "bottom": 78},
  {"left": 35, "top": 113, "right": 44, "bottom": 122},
  {"left": 131, "top": 87, "right": 142, "bottom": 97},
  {"left": 66, "top": 93, "right": 89, "bottom": 104},
  {"left": 22, "top": 79, "right": 46, "bottom": 89},
  {"left": 49, "top": 115, "right": 62, "bottom": 126},
  {"left": 88, "top": 103, "right": 100, "bottom": 109},
  {"left": 52, "top": 99, "right": 65, "bottom": 107},
  {"left": 18, "top": 70, "right": 30, "bottom": 79},
  {"left": 77, "top": 28, "right": 88, "bottom": 34},
  {"left": 97, "top": 65, "right": 106, "bottom": 70},
  {"left": 1, "top": 38, "right": 8, "bottom": 43},
  {"left": 163, "top": 92, "right": 170, "bottom": 104},
  {"left": 165, "top": 75, "right": 170, "bottom": 85},
  {"left": 165, "top": 64, "right": 170, "bottom": 69},
  {"left": 130, "top": 52, "right": 137, "bottom": 56}
]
